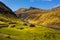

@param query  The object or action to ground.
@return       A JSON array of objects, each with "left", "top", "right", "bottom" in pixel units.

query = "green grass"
[
  {"left": 0, "top": 12, "right": 60, "bottom": 40},
  {"left": 0, "top": 24, "right": 60, "bottom": 40}
]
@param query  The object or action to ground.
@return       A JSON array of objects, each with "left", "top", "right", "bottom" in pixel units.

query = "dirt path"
[{"left": 0, "top": 33, "right": 19, "bottom": 39}]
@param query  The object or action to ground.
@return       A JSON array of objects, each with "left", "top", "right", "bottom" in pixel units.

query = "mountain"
[
  {"left": 15, "top": 8, "right": 27, "bottom": 17},
  {"left": 15, "top": 6, "right": 60, "bottom": 28},
  {"left": 0, "top": 1, "right": 20, "bottom": 25},
  {"left": 0, "top": 1, "right": 17, "bottom": 17}
]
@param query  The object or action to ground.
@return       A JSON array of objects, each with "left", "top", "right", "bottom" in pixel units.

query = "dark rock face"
[
  {"left": 29, "top": 7, "right": 39, "bottom": 10},
  {"left": 0, "top": 1, "right": 17, "bottom": 17}
]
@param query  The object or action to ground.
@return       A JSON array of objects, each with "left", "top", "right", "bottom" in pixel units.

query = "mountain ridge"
[
  {"left": 0, "top": 1, "right": 17, "bottom": 17},
  {"left": 0, "top": 1, "right": 21, "bottom": 25},
  {"left": 15, "top": 6, "right": 60, "bottom": 28}
]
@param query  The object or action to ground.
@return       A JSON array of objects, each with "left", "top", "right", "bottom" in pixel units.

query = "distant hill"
[{"left": 15, "top": 6, "right": 60, "bottom": 28}]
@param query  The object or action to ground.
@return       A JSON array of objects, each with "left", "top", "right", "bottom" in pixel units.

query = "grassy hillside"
[
  {"left": 15, "top": 7, "right": 60, "bottom": 28},
  {"left": 1, "top": 11, "right": 60, "bottom": 40}
]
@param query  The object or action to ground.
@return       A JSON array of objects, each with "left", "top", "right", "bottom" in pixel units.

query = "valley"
[{"left": 0, "top": 1, "right": 60, "bottom": 40}]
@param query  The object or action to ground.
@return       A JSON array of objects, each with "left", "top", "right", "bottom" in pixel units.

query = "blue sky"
[{"left": 0, "top": 0, "right": 60, "bottom": 11}]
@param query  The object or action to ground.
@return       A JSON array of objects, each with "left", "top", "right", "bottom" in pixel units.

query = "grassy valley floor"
[{"left": 0, "top": 24, "right": 60, "bottom": 40}]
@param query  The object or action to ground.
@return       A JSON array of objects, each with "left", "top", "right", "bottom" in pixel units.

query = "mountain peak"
[{"left": 29, "top": 7, "right": 39, "bottom": 10}]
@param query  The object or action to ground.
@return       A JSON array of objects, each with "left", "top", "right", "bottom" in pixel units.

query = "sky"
[{"left": 0, "top": 0, "right": 60, "bottom": 11}]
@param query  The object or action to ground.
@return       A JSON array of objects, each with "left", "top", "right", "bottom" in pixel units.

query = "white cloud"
[
  {"left": 42, "top": 0, "right": 52, "bottom": 1},
  {"left": 30, "top": 0, "right": 52, "bottom": 2}
]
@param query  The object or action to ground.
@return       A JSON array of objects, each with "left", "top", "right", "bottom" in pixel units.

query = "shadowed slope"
[
  {"left": 0, "top": 1, "right": 21, "bottom": 26},
  {"left": 0, "top": 1, "right": 17, "bottom": 17}
]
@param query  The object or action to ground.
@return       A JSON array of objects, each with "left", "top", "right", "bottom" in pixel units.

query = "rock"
[
  {"left": 30, "top": 24, "right": 35, "bottom": 27},
  {"left": 20, "top": 28, "right": 24, "bottom": 30},
  {"left": 23, "top": 23, "right": 28, "bottom": 26}
]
